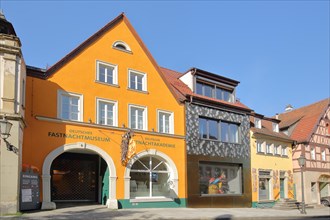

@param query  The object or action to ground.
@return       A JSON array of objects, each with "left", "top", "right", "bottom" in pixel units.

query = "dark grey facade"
[
  {"left": 186, "top": 103, "right": 250, "bottom": 158},
  {"left": 185, "top": 102, "right": 252, "bottom": 208}
]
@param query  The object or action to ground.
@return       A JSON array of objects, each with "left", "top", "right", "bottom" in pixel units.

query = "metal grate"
[{"left": 51, "top": 153, "right": 98, "bottom": 201}]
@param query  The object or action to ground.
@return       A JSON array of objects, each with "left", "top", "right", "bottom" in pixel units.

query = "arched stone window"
[{"left": 113, "top": 41, "right": 131, "bottom": 52}]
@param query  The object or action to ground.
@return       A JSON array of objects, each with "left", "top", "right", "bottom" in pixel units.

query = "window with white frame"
[
  {"left": 129, "top": 69, "right": 147, "bottom": 92},
  {"left": 129, "top": 105, "right": 147, "bottom": 130},
  {"left": 281, "top": 146, "right": 287, "bottom": 156},
  {"left": 321, "top": 150, "right": 326, "bottom": 161},
  {"left": 255, "top": 118, "right": 261, "bottom": 129},
  {"left": 130, "top": 156, "right": 171, "bottom": 198},
  {"left": 272, "top": 123, "right": 279, "bottom": 132},
  {"left": 57, "top": 90, "right": 83, "bottom": 121},
  {"left": 158, "top": 110, "right": 174, "bottom": 134},
  {"left": 274, "top": 145, "right": 281, "bottom": 155},
  {"left": 96, "top": 61, "right": 117, "bottom": 85},
  {"left": 266, "top": 143, "right": 272, "bottom": 154},
  {"left": 311, "top": 147, "right": 316, "bottom": 160},
  {"left": 257, "top": 141, "right": 263, "bottom": 153},
  {"left": 96, "top": 99, "right": 117, "bottom": 126}
]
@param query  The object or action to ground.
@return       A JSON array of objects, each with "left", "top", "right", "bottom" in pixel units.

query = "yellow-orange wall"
[
  {"left": 250, "top": 131, "right": 294, "bottom": 203},
  {"left": 23, "top": 18, "right": 186, "bottom": 200}
]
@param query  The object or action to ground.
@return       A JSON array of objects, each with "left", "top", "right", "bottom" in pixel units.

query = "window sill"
[
  {"left": 127, "top": 88, "right": 149, "bottom": 94},
  {"left": 282, "top": 155, "right": 289, "bottom": 158},
  {"left": 130, "top": 197, "right": 173, "bottom": 203},
  {"left": 200, "top": 138, "right": 240, "bottom": 145},
  {"left": 257, "top": 152, "right": 265, "bottom": 155},
  {"left": 95, "top": 80, "right": 119, "bottom": 88},
  {"left": 112, "top": 46, "right": 133, "bottom": 54}
]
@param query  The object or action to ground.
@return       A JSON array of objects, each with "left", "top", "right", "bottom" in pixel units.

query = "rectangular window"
[
  {"left": 221, "top": 121, "right": 239, "bottom": 143},
  {"left": 158, "top": 110, "right": 174, "bottom": 134},
  {"left": 199, "top": 117, "right": 239, "bottom": 143},
  {"left": 311, "top": 147, "right": 316, "bottom": 160},
  {"left": 274, "top": 145, "right": 280, "bottom": 155},
  {"left": 198, "top": 118, "right": 218, "bottom": 140},
  {"left": 96, "top": 61, "right": 117, "bottom": 85},
  {"left": 272, "top": 123, "right": 279, "bottom": 132},
  {"left": 255, "top": 118, "right": 261, "bottom": 129},
  {"left": 196, "top": 81, "right": 233, "bottom": 102},
  {"left": 199, "top": 162, "right": 242, "bottom": 196},
  {"left": 281, "top": 146, "right": 287, "bottom": 156},
  {"left": 129, "top": 105, "right": 147, "bottom": 130},
  {"left": 257, "top": 141, "right": 263, "bottom": 153},
  {"left": 129, "top": 69, "right": 147, "bottom": 92},
  {"left": 57, "top": 90, "right": 83, "bottom": 121},
  {"left": 259, "top": 170, "right": 271, "bottom": 201},
  {"left": 96, "top": 99, "right": 117, "bottom": 126},
  {"left": 266, "top": 143, "right": 272, "bottom": 154},
  {"left": 321, "top": 150, "right": 326, "bottom": 161}
]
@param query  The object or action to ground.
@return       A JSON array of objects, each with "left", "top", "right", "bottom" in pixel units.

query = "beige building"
[
  {"left": 0, "top": 12, "right": 26, "bottom": 215},
  {"left": 278, "top": 99, "right": 330, "bottom": 205}
]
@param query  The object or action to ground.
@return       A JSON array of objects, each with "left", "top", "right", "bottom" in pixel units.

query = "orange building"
[{"left": 24, "top": 14, "right": 186, "bottom": 209}]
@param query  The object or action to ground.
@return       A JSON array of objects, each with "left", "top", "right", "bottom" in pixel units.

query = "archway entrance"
[
  {"left": 51, "top": 152, "right": 107, "bottom": 203},
  {"left": 41, "top": 143, "right": 117, "bottom": 210}
]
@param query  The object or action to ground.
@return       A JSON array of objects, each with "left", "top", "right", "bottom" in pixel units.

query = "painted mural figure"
[{"left": 208, "top": 169, "right": 230, "bottom": 194}]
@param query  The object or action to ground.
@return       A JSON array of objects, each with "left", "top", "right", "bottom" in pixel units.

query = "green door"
[{"left": 280, "top": 178, "right": 285, "bottom": 198}]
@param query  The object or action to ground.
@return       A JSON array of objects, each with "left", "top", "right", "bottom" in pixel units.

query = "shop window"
[
  {"left": 57, "top": 90, "right": 83, "bottom": 121},
  {"left": 157, "top": 110, "right": 174, "bottom": 134},
  {"left": 130, "top": 156, "right": 171, "bottom": 198},
  {"left": 129, "top": 105, "right": 147, "bottom": 130},
  {"left": 199, "top": 162, "right": 242, "bottom": 196},
  {"left": 128, "top": 69, "right": 147, "bottom": 92},
  {"left": 96, "top": 61, "right": 118, "bottom": 85},
  {"left": 96, "top": 98, "right": 117, "bottom": 126}
]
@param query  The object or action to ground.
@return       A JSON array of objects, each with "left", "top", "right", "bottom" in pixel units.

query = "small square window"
[
  {"left": 129, "top": 70, "right": 147, "bottom": 92},
  {"left": 96, "top": 61, "right": 118, "bottom": 85}
]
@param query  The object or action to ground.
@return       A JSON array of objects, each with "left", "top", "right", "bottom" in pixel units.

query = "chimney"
[
  {"left": 285, "top": 104, "right": 293, "bottom": 112},
  {"left": 275, "top": 113, "right": 279, "bottom": 119}
]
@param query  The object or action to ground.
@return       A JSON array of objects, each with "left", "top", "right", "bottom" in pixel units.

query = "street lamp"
[
  {"left": 0, "top": 116, "right": 12, "bottom": 139},
  {"left": 298, "top": 154, "right": 307, "bottom": 214}
]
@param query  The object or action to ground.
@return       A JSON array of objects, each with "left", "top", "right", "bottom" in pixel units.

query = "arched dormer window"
[{"left": 113, "top": 41, "right": 131, "bottom": 53}]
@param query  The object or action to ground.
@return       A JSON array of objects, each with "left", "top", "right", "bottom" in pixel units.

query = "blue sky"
[{"left": 1, "top": 0, "right": 329, "bottom": 116}]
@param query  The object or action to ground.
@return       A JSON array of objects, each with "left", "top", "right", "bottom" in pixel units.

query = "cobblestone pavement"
[{"left": 3, "top": 205, "right": 330, "bottom": 219}]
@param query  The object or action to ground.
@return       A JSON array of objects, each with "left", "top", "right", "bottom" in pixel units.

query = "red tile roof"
[
  {"left": 250, "top": 116, "right": 293, "bottom": 142},
  {"left": 160, "top": 67, "right": 252, "bottom": 112},
  {"left": 278, "top": 98, "right": 330, "bottom": 143}
]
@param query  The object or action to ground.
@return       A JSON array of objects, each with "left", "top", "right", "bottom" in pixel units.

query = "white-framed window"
[
  {"left": 96, "top": 98, "right": 117, "bottom": 126},
  {"left": 255, "top": 118, "right": 262, "bottom": 129},
  {"left": 257, "top": 141, "right": 263, "bottom": 153},
  {"left": 128, "top": 69, "right": 147, "bottom": 92},
  {"left": 274, "top": 145, "right": 281, "bottom": 155},
  {"left": 113, "top": 40, "right": 131, "bottom": 52},
  {"left": 266, "top": 143, "right": 272, "bottom": 154},
  {"left": 281, "top": 146, "right": 287, "bottom": 156},
  {"left": 311, "top": 147, "right": 316, "bottom": 160},
  {"left": 96, "top": 60, "right": 118, "bottom": 85},
  {"left": 129, "top": 105, "right": 147, "bottom": 130},
  {"left": 157, "top": 110, "right": 174, "bottom": 134},
  {"left": 57, "top": 90, "right": 83, "bottom": 121},
  {"left": 321, "top": 149, "right": 326, "bottom": 161},
  {"left": 130, "top": 156, "right": 171, "bottom": 198},
  {"left": 272, "top": 123, "right": 279, "bottom": 132}
]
